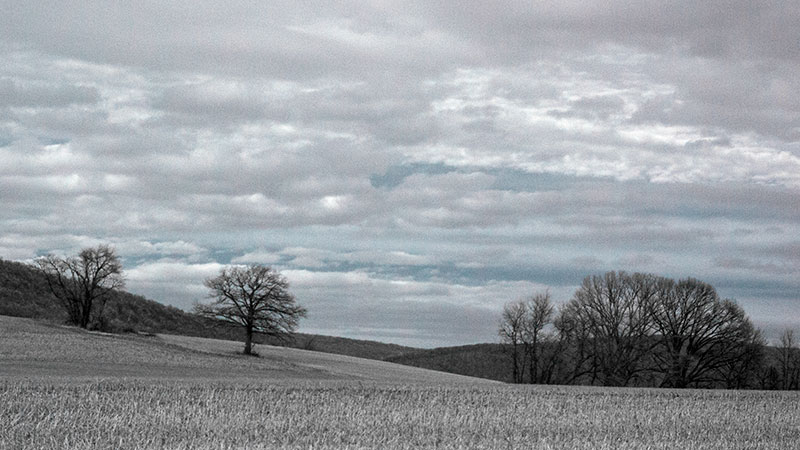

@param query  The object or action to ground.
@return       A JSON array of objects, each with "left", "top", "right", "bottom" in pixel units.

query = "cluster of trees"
[
  {"left": 34, "top": 245, "right": 306, "bottom": 355},
  {"left": 500, "top": 271, "right": 799, "bottom": 390}
]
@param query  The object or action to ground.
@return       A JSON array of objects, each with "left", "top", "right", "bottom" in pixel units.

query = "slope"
[
  {"left": 0, "top": 315, "right": 493, "bottom": 384},
  {"left": 387, "top": 343, "right": 512, "bottom": 382},
  {"left": 0, "top": 258, "right": 415, "bottom": 360}
]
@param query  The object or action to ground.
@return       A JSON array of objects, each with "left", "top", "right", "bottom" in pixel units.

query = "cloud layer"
[{"left": 1, "top": 1, "right": 798, "bottom": 346}]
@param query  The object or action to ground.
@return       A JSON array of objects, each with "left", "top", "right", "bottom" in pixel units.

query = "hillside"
[
  {"left": 387, "top": 344, "right": 512, "bottom": 383},
  {"left": 0, "top": 258, "right": 415, "bottom": 361},
  {"left": 0, "top": 315, "right": 490, "bottom": 384},
  {"left": 0, "top": 258, "right": 511, "bottom": 381}
]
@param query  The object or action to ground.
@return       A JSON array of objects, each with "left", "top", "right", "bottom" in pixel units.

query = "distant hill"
[
  {"left": 387, "top": 343, "right": 512, "bottom": 383},
  {"left": 292, "top": 333, "right": 413, "bottom": 360},
  {"left": 0, "top": 258, "right": 415, "bottom": 361}
]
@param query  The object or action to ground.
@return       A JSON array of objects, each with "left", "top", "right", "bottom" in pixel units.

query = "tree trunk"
[
  {"left": 511, "top": 343, "right": 519, "bottom": 383},
  {"left": 244, "top": 325, "right": 254, "bottom": 355},
  {"left": 80, "top": 297, "right": 92, "bottom": 329}
]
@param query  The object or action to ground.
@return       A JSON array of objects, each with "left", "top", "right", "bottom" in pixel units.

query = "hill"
[
  {"left": 0, "top": 314, "right": 490, "bottom": 384},
  {"left": 0, "top": 258, "right": 415, "bottom": 361},
  {"left": 387, "top": 343, "right": 512, "bottom": 382},
  {"left": 0, "top": 257, "right": 510, "bottom": 381}
]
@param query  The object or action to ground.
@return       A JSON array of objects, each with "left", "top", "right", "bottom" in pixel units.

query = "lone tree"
[
  {"left": 35, "top": 245, "right": 124, "bottom": 328},
  {"left": 196, "top": 264, "right": 307, "bottom": 355}
]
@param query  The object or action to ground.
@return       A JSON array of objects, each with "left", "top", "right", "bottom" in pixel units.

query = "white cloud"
[
  {"left": 1, "top": 1, "right": 799, "bottom": 345},
  {"left": 231, "top": 250, "right": 283, "bottom": 265}
]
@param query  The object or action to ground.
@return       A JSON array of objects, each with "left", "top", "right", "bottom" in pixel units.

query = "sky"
[{"left": 1, "top": 1, "right": 798, "bottom": 347}]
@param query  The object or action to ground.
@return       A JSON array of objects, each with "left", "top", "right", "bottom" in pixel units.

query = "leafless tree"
[
  {"left": 35, "top": 245, "right": 124, "bottom": 329},
  {"left": 195, "top": 264, "right": 307, "bottom": 355},
  {"left": 499, "top": 300, "right": 527, "bottom": 383},
  {"left": 522, "top": 292, "right": 554, "bottom": 384},
  {"left": 779, "top": 329, "right": 800, "bottom": 390},
  {"left": 552, "top": 301, "right": 596, "bottom": 384},
  {"left": 720, "top": 326, "right": 765, "bottom": 389},
  {"left": 649, "top": 277, "right": 762, "bottom": 388},
  {"left": 558, "top": 272, "right": 658, "bottom": 386}
]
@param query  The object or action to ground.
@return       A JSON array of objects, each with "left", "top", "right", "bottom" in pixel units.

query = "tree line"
[{"left": 500, "top": 271, "right": 800, "bottom": 390}]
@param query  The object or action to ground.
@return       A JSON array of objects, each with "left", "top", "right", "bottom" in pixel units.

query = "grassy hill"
[
  {"left": 0, "top": 314, "right": 490, "bottom": 384},
  {"left": 0, "top": 257, "right": 512, "bottom": 381},
  {"left": 0, "top": 258, "right": 415, "bottom": 361}
]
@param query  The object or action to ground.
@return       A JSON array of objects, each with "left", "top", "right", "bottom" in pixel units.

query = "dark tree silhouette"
[
  {"left": 499, "top": 300, "right": 527, "bottom": 383},
  {"left": 35, "top": 245, "right": 124, "bottom": 328},
  {"left": 650, "top": 278, "right": 761, "bottom": 388},
  {"left": 558, "top": 272, "right": 658, "bottom": 386},
  {"left": 778, "top": 329, "right": 800, "bottom": 390},
  {"left": 499, "top": 292, "right": 556, "bottom": 384},
  {"left": 522, "top": 292, "right": 554, "bottom": 384},
  {"left": 196, "top": 264, "right": 306, "bottom": 355}
]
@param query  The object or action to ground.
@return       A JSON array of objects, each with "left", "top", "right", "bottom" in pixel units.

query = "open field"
[{"left": 2, "top": 315, "right": 799, "bottom": 449}]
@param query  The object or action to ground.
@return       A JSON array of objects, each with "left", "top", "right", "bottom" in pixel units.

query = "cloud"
[
  {"left": 1, "top": 2, "right": 798, "bottom": 346},
  {"left": 281, "top": 268, "right": 547, "bottom": 346},
  {"left": 231, "top": 250, "right": 283, "bottom": 265},
  {"left": 125, "top": 260, "right": 225, "bottom": 309},
  {"left": 0, "top": 77, "right": 99, "bottom": 107}
]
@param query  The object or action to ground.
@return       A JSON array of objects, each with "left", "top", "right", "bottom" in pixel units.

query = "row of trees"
[
  {"left": 34, "top": 245, "right": 306, "bottom": 355},
  {"left": 500, "top": 271, "right": 799, "bottom": 389}
]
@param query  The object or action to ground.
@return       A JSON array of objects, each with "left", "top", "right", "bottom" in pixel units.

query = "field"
[{"left": 2, "top": 316, "right": 799, "bottom": 449}]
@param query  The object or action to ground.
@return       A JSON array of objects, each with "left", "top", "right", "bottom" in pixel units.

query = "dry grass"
[
  {"left": 158, "top": 333, "right": 487, "bottom": 384},
  {"left": 2, "top": 380, "right": 798, "bottom": 449},
  {"left": 2, "top": 315, "right": 799, "bottom": 449}
]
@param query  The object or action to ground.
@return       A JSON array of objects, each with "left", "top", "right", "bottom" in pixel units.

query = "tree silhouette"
[
  {"left": 196, "top": 264, "right": 306, "bottom": 355},
  {"left": 35, "top": 245, "right": 124, "bottom": 328}
]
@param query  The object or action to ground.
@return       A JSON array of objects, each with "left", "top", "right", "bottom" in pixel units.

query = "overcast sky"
[{"left": 1, "top": 1, "right": 798, "bottom": 347}]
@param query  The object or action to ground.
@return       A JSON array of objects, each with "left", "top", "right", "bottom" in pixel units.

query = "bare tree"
[
  {"left": 649, "top": 277, "right": 761, "bottom": 388},
  {"left": 558, "top": 272, "right": 658, "bottom": 386},
  {"left": 552, "top": 300, "right": 597, "bottom": 384},
  {"left": 522, "top": 292, "right": 554, "bottom": 384},
  {"left": 35, "top": 245, "right": 124, "bottom": 328},
  {"left": 499, "top": 300, "right": 527, "bottom": 383},
  {"left": 195, "top": 264, "right": 307, "bottom": 355},
  {"left": 720, "top": 327, "right": 765, "bottom": 389},
  {"left": 779, "top": 329, "right": 800, "bottom": 390}
]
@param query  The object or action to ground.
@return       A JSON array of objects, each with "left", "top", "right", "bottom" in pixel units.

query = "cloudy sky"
[{"left": 2, "top": 1, "right": 799, "bottom": 347}]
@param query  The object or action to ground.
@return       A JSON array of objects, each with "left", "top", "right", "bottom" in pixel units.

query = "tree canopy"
[
  {"left": 196, "top": 264, "right": 307, "bottom": 355},
  {"left": 35, "top": 245, "right": 124, "bottom": 329},
  {"left": 501, "top": 271, "right": 763, "bottom": 388}
]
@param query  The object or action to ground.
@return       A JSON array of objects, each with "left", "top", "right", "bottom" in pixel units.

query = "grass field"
[{"left": 2, "top": 315, "right": 799, "bottom": 449}]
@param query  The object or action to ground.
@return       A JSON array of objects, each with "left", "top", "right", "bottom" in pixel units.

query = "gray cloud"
[
  {"left": 1, "top": 1, "right": 798, "bottom": 346},
  {"left": 0, "top": 78, "right": 99, "bottom": 107}
]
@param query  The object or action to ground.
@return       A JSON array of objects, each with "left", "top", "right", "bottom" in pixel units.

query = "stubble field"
[{"left": 1, "top": 315, "right": 799, "bottom": 449}]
